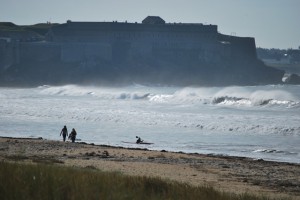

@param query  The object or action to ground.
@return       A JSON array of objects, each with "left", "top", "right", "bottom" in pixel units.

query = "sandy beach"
[{"left": 0, "top": 137, "right": 299, "bottom": 199}]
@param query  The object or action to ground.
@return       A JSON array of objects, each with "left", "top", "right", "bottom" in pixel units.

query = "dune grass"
[{"left": 0, "top": 162, "right": 283, "bottom": 200}]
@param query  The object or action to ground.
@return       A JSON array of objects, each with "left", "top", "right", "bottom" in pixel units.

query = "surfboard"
[{"left": 122, "top": 141, "right": 154, "bottom": 145}]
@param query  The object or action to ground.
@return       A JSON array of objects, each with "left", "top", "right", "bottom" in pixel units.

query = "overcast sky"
[{"left": 1, "top": 0, "right": 299, "bottom": 49}]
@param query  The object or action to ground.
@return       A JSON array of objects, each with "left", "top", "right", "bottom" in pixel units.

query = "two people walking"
[{"left": 60, "top": 125, "right": 77, "bottom": 143}]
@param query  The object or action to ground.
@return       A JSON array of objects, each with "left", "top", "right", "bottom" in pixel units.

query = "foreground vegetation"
[{"left": 0, "top": 162, "right": 283, "bottom": 200}]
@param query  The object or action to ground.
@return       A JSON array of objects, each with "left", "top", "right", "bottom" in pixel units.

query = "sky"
[{"left": 0, "top": 0, "right": 299, "bottom": 49}]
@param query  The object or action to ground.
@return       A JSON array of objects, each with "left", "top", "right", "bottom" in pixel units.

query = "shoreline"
[
  {"left": 2, "top": 136, "right": 298, "bottom": 165},
  {"left": 1, "top": 136, "right": 299, "bottom": 199}
]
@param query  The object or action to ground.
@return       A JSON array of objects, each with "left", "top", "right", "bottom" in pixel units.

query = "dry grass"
[{"left": 0, "top": 162, "right": 283, "bottom": 200}]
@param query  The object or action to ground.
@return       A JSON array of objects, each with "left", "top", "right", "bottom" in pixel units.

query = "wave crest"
[
  {"left": 37, "top": 85, "right": 300, "bottom": 108},
  {"left": 212, "top": 95, "right": 299, "bottom": 108}
]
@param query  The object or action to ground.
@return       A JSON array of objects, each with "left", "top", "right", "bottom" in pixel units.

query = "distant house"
[{"left": 142, "top": 16, "right": 165, "bottom": 24}]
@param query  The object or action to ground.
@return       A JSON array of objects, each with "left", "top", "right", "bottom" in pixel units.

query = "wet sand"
[{"left": 0, "top": 137, "right": 299, "bottom": 199}]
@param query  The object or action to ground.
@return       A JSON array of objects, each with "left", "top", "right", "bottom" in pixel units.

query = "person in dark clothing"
[
  {"left": 136, "top": 136, "right": 143, "bottom": 144},
  {"left": 69, "top": 128, "right": 77, "bottom": 143},
  {"left": 60, "top": 125, "right": 68, "bottom": 142}
]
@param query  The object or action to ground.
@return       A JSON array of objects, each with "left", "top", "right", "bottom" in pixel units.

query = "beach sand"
[{"left": 0, "top": 137, "right": 299, "bottom": 199}]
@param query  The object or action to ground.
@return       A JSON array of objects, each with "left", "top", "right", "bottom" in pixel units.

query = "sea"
[{"left": 0, "top": 84, "right": 299, "bottom": 164}]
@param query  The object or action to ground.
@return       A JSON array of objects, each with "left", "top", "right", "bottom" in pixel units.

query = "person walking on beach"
[
  {"left": 60, "top": 125, "right": 68, "bottom": 142},
  {"left": 69, "top": 128, "right": 77, "bottom": 143}
]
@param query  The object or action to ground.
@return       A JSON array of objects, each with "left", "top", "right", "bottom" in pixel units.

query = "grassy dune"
[{"left": 0, "top": 162, "right": 281, "bottom": 200}]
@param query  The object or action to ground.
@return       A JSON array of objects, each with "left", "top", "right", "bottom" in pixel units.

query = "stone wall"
[
  {"left": 0, "top": 39, "right": 19, "bottom": 70},
  {"left": 218, "top": 34, "right": 257, "bottom": 60},
  {"left": 61, "top": 43, "right": 112, "bottom": 62},
  {"left": 1, "top": 32, "right": 258, "bottom": 71},
  {"left": 20, "top": 42, "right": 61, "bottom": 62}
]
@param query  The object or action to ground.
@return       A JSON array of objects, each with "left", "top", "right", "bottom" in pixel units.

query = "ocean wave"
[
  {"left": 212, "top": 96, "right": 249, "bottom": 105},
  {"left": 148, "top": 94, "right": 173, "bottom": 102},
  {"left": 36, "top": 84, "right": 300, "bottom": 108},
  {"left": 185, "top": 123, "right": 300, "bottom": 136},
  {"left": 147, "top": 86, "right": 300, "bottom": 107},
  {"left": 117, "top": 93, "right": 151, "bottom": 100},
  {"left": 253, "top": 149, "right": 297, "bottom": 155},
  {"left": 209, "top": 86, "right": 300, "bottom": 108},
  {"left": 38, "top": 85, "right": 97, "bottom": 97},
  {"left": 212, "top": 96, "right": 300, "bottom": 108},
  {"left": 38, "top": 85, "right": 153, "bottom": 100},
  {"left": 37, "top": 85, "right": 51, "bottom": 89}
]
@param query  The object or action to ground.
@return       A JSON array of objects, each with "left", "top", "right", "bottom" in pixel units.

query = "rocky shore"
[{"left": 0, "top": 137, "right": 299, "bottom": 199}]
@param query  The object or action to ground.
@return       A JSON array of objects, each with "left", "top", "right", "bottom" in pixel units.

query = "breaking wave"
[
  {"left": 37, "top": 84, "right": 300, "bottom": 108},
  {"left": 212, "top": 96, "right": 300, "bottom": 108},
  {"left": 210, "top": 86, "right": 300, "bottom": 108},
  {"left": 253, "top": 149, "right": 298, "bottom": 155},
  {"left": 38, "top": 85, "right": 153, "bottom": 100}
]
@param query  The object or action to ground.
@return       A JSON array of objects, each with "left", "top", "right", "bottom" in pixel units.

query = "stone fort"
[
  {"left": 2, "top": 16, "right": 291, "bottom": 86},
  {"left": 44, "top": 16, "right": 256, "bottom": 63}
]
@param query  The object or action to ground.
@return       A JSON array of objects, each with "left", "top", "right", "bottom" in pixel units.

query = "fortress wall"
[
  {"left": 63, "top": 21, "right": 218, "bottom": 34},
  {"left": 127, "top": 30, "right": 217, "bottom": 59},
  {"left": 218, "top": 34, "right": 257, "bottom": 60},
  {"left": 61, "top": 43, "right": 112, "bottom": 62},
  {"left": 49, "top": 22, "right": 218, "bottom": 44},
  {"left": 61, "top": 31, "right": 214, "bottom": 59},
  {"left": 231, "top": 37, "right": 257, "bottom": 59},
  {"left": 129, "top": 42, "right": 152, "bottom": 57},
  {"left": 218, "top": 42, "right": 232, "bottom": 60},
  {"left": 20, "top": 42, "right": 61, "bottom": 62},
  {"left": 46, "top": 21, "right": 259, "bottom": 65},
  {"left": 0, "top": 39, "right": 19, "bottom": 70},
  {"left": 200, "top": 43, "right": 225, "bottom": 64},
  {"left": 47, "top": 21, "right": 220, "bottom": 62}
]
